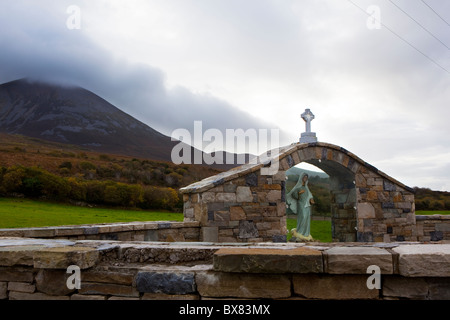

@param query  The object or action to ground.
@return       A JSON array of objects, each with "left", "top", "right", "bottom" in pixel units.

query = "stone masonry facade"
[
  {"left": 1, "top": 238, "right": 449, "bottom": 300},
  {"left": 181, "top": 142, "right": 417, "bottom": 243}
]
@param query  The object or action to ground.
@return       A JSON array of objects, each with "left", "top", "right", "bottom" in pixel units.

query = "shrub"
[
  {"left": 104, "top": 182, "right": 143, "bottom": 207},
  {"left": 79, "top": 161, "right": 96, "bottom": 171},
  {"left": 85, "top": 180, "right": 107, "bottom": 204},
  {"left": 59, "top": 161, "right": 73, "bottom": 170},
  {"left": 38, "top": 170, "right": 70, "bottom": 200},
  {"left": 2, "top": 167, "right": 26, "bottom": 193},
  {"left": 67, "top": 177, "right": 87, "bottom": 202},
  {"left": 99, "top": 154, "right": 113, "bottom": 161},
  {"left": 140, "top": 186, "right": 179, "bottom": 210},
  {"left": 22, "top": 177, "right": 43, "bottom": 197}
]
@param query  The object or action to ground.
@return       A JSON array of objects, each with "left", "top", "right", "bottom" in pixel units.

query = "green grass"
[
  {"left": 0, "top": 197, "right": 183, "bottom": 229},
  {"left": 1, "top": 197, "right": 448, "bottom": 243},
  {"left": 287, "top": 218, "right": 332, "bottom": 243},
  {"left": 416, "top": 210, "right": 450, "bottom": 215}
]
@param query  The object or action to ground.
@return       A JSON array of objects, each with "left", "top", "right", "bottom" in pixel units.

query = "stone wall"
[
  {"left": 0, "top": 221, "right": 200, "bottom": 242},
  {"left": 180, "top": 142, "right": 417, "bottom": 243},
  {"left": 416, "top": 215, "right": 450, "bottom": 242},
  {"left": 1, "top": 215, "right": 449, "bottom": 245},
  {"left": 182, "top": 171, "right": 287, "bottom": 243},
  {"left": 1, "top": 238, "right": 449, "bottom": 300}
]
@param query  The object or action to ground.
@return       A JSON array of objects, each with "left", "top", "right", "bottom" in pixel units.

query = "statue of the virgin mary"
[{"left": 286, "top": 173, "right": 314, "bottom": 242}]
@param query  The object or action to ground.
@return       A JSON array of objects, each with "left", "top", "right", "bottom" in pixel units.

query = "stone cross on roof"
[
  {"left": 301, "top": 109, "right": 315, "bottom": 133},
  {"left": 300, "top": 108, "right": 318, "bottom": 143}
]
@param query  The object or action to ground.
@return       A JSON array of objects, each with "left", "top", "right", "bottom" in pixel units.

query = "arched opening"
[
  {"left": 286, "top": 163, "right": 331, "bottom": 242},
  {"left": 286, "top": 159, "right": 357, "bottom": 242}
]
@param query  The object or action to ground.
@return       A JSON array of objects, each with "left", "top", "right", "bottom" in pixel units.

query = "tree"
[{"left": 2, "top": 167, "right": 26, "bottom": 193}]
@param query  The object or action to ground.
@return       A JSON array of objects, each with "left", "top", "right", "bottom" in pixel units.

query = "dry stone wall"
[
  {"left": 1, "top": 238, "right": 449, "bottom": 300},
  {"left": 0, "top": 221, "right": 200, "bottom": 242}
]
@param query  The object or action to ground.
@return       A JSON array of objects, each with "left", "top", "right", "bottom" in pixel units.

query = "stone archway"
[
  {"left": 292, "top": 158, "right": 357, "bottom": 242},
  {"left": 180, "top": 142, "right": 416, "bottom": 243}
]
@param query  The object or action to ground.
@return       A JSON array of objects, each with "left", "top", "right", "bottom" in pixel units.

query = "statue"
[{"left": 286, "top": 173, "right": 314, "bottom": 242}]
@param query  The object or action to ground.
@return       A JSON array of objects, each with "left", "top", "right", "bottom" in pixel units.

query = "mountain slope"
[{"left": 0, "top": 78, "right": 179, "bottom": 162}]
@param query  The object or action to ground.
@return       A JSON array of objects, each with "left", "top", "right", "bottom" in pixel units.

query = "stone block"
[
  {"left": 216, "top": 192, "right": 237, "bottom": 202},
  {"left": 202, "top": 191, "right": 216, "bottom": 203},
  {"left": 184, "top": 208, "right": 194, "bottom": 219},
  {"left": 0, "top": 245, "right": 45, "bottom": 266},
  {"left": 383, "top": 180, "right": 396, "bottom": 192},
  {"left": 236, "top": 186, "right": 253, "bottom": 202},
  {"left": 382, "top": 276, "right": 428, "bottom": 299},
  {"left": 245, "top": 173, "right": 258, "bottom": 187},
  {"left": 82, "top": 270, "right": 135, "bottom": 285},
  {"left": 266, "top": 190, "right": 281, "bottom": 202},
  {"left": 107, "top": 296, "right": 140, "bottom": 300},
  {"left": 427, "top": 278, "right": 450, "bottom": 300},
  {"left": 195, "top": 271, "right": 291, "bottom": 299},
  {"left": 367, "top": 191, "right": 378, "bottom": 201},
  {"left": 0, "top": 267, "right": 34, "bottom": 282},
  {"left": 213, "top": 247, "right": 323, "bottom": 273},
  {"left": 141, "top": 293, "right": 200, "bottom": 300},
  {"left": 223, "top": 183, "right": 237, "bottom": 193},
  {"left": 54, "top": 227, "right": 84, "bottom": 237},
  {"left": 239, "top": 221, "right": 259, "bottom": 239},
  {"left": 71, "top": 294, "right": 106, "bottom": 300},
  {"left": 9, "top": 291, "right": 70, "bottom": 300},
  {"left": 293, "top": 274, "right": 379, "bottom": 300},
  {"left": 35, "top": 269, "right": 75, "bottom": 296},
  {"left": 23, "top": 228, "right": 55, "bottom": 238},
  {"left": 436, "top": 223, "right": 450, "bottom": 232},
  {"left": 325, "top": 247, "right": 393, "bottom": 274},
  {"left": 7, "top": 282, "right": 35, "bottom": 293},
  {"left": 0, "top": 282, "right": 7, "bottom": 300},
  {"left": 79, "top": 282, "right": 139, "bottom": 297},
  {"left": 393, "top": 244, "right": 450, "bottom": 277},
  {"left": 136, "top": 272, "right": 196, "bottom": 295},
  {"left": 33, "top": 246, "right": 99, "bottom": 269},
  {"left": 230, "top": 206, "right": 246, "bottom": 220},
  {"left": 214, "top": 211, "right": 230, "bottom": 222},
  {"left": 202, "top": 227, "right": 218, "bottom": 242},
  {"left": 357, "top": 203, "right": 375, "bottom": 219}
]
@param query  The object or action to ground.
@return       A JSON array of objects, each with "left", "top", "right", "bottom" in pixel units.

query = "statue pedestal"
[{"left": 300, "top": 132, "right": 317, "bottom": 143}]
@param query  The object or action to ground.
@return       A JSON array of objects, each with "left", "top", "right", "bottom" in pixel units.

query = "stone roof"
[{"left": 180, "top": 141, "right": 414, "bottom": 194}]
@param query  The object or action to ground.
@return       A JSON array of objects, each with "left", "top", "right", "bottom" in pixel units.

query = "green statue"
[{"left": 286, "top": 173, "right": 314, "bottom": 242}]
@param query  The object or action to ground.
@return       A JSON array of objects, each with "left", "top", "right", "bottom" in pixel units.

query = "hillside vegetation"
[
  {"left": 0, "top": 133, "right": 220, "bottom": 211},
  {"left": 0, "top": 133, "right": 448, "bottom": 213}
]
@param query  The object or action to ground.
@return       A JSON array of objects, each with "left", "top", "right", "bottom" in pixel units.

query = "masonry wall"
[
  {"left": 1, "top": 239, "right": 449, "bottom": 300},
  {"left": 416, "top": 215, "right": 450, "bottom": 242},
  {"left": 183, "top": 171, "right": 287, "bottom": 243},
  {"left": 1, "top": 216, "right": 449, "bottom": 244},
  {"left": 0, "top": 221, "right": 200, "bottom": 242},
  {"left": 181, "top": 142, "right": 418, "bottom": 243}
]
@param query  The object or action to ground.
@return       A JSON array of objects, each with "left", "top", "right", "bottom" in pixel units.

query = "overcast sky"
[{"left": 0, "top": 0, "right": 449, "bottom": 190}]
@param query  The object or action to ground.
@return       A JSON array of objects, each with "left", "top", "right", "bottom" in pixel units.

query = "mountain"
[
  {"left": 0, "top": 78, "right": 245, "bottom": 169},
  {"left": 286, "top": 166, "right": 329, "bottom": 180},
  {"left": 0, "top": 78, "right": 180, "bottom": 162}
]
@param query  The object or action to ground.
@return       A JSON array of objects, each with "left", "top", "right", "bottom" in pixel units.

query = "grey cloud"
[{"left": 0, "top": 0, "right": 286, "bottom": 151}]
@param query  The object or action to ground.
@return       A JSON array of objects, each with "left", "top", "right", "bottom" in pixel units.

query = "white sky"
[{"left": 0, "top": 0, "right": 449, "bottom": 190}]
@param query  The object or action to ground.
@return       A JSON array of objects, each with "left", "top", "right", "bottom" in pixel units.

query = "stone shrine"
[{"left": 181, "top": 110, "right": 417, "bottom": 243}]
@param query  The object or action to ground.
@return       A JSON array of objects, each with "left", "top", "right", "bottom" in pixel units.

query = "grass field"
[
  {"left": 0, "top": 197, "right": 183, "bottom": 228},
  {"left": 287, "top": 218, "right": 332, "bottom": 242},
  {"left": 1, "top": 198, "right": 449, "bottom": 243}
]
